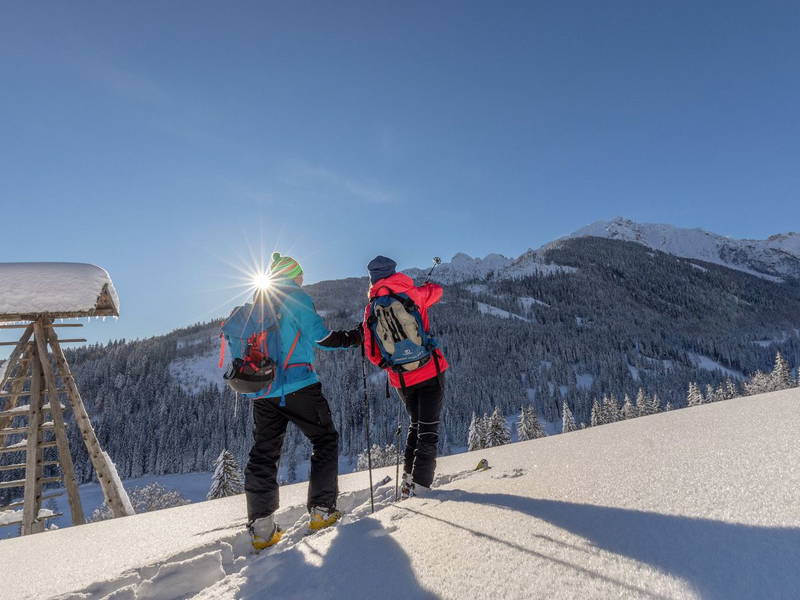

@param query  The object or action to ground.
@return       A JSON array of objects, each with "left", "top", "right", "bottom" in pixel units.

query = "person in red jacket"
[{"left": 361, "top": 255, "right": 449, "bottom": 498}]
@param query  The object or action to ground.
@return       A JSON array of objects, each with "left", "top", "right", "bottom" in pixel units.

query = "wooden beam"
[
  {"left": 1, "top": 491, "right": 63, "bottom": 511},
  {"left": 0, "top": 461, "right": 59, "bottom": 472},
  {"left": 0, "top": 512, "right": 63, "bottom": 528},
  {"left": 0, "top": 347, "right": 34, "bottom": 441},
  {"left": 21, "top": 346, "right": 44, "bottom": 535},
  {"left": 0, "top": 423, "right": 55, "bottom": 435},
  {"left": 48, "top": 327, "right": 133, "bottom": 518},
  {"left": 0, "top": 339, "right": 86, "bottom": 346},
  {"left": 35, "top": 320, "right": 85, "bottom": 526},
  {"left": 0, "top": 323, "right": 83, "bottom": 329}
]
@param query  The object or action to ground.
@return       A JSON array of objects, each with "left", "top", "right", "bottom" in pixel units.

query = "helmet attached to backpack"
[{"left": 366, "top": 287, "right": 439, "bottom": 373}]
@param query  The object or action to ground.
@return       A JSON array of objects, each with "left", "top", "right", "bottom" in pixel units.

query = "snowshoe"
[
  {"left": 249, "top": 515, "right": 283, "bottom": 552},
  {"left": 308, "top": 506, "right": 342, "bottom": 532}
]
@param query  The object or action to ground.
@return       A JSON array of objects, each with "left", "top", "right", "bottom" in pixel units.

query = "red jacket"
[{"left": 362, "top": 273, "right": 449, "bottom": 389}]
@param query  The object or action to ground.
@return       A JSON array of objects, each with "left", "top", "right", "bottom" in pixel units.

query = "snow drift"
[{"left": 1, "top": 389, "right": 798, "bottom": 599}]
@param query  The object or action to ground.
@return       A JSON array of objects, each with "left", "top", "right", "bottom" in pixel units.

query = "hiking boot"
[
  {"left": 309, "top": 506, "right": 342, "bottom": 531},
  {"left": 249, "top": 515, "right": 283, "bottom": 551},
  {"left": 400, "top": 472, "right": 414, "bottom": 500}
]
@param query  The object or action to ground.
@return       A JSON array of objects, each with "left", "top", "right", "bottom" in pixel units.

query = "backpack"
[
  {"left": 367, "top": 288, "right": 439, "bottom": 373},
  {"left": 219, "top": 301, "right": 280, "bottom": 395}
]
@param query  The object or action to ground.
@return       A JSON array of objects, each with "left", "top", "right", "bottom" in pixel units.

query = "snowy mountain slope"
[
  {"left": 3, "top": 388, "right": 798, "bottom": 600},
  {"left": 403, "top": 251, "right": 575, "bottom": 284},
  {"left": 563, "top": 217, "right": 800, "bottom": 281}
]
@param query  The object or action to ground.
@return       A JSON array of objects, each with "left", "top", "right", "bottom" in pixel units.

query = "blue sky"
[{"left": 1, "top": 0, "right": 799, "bottom": 346}]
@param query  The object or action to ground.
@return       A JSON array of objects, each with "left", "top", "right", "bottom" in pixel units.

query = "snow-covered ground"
[
  {"left": 168, "top": 349, "right": 225, "bottom": 394},
  {"left": 2, "top": 388, "right": 799, "bottom": 599}
]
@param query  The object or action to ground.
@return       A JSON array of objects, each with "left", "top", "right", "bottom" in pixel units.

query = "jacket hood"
[{"left": 369, "top": 272, "right": 414, "bottom": 297}]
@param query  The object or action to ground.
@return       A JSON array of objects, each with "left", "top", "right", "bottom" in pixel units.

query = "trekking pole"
[
  {"left": 390, "top": 378, "right": 402, "bottom": 501},
  {"left": 360, "top": 342, "right": 375, "bottom": 513},
  {"left": 423, "top": 256, "right": 442, "bottom": 283}
]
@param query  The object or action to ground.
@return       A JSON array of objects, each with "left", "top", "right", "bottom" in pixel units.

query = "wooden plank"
[
  {"left": 49, "top": 329, "right": 133, "bottom": 518},
  {"left": 0, "top": 323, "right": 83, "bottom": 329},
  {"left": 0, "top": 476, "right": 60, "bottom": 490},
  {"left": 0, "top": 512, "right": 63, "bottom": 528},
  {"left": 1, "top": 491, "right": 63, "bottom": 511},
  {"left": 0, "top": 461, "right": 59, "bottom": 472},
  {"left": 0, "top": 307, "right": 117, "bottom": 322},
  {"left": 0, "top": 339, "right": 86, "bottom": 346},
  {"left": 0, "top": 389, "right": 67, "bottom": 397},
  {"left": 21, "top": 348, "right": 44, "bottom": 535},
  {"left": 0, "top": 403, "right": 65, "bottom": 418},
  {"left": 0, "top": 423, "right": 54, "bottom": 435},
  {"left": 36, "top": 321, "right": 85, "bottom": 526}
]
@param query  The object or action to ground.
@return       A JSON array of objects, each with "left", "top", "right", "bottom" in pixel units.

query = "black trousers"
[
  {"left": 398, "top": 375, "right": 444, "bottom": 488},
  {"left": 245, "top": 383, "right": 339, "bottom": 522}
]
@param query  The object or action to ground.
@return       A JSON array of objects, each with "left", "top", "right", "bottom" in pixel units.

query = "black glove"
[{"left": 318, "top": 324, "right": 362, "bottom": 348}]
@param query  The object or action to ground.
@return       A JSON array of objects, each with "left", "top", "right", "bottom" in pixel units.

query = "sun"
[{"left": 252, "top": 272, "right": 272, "bottom": 291}]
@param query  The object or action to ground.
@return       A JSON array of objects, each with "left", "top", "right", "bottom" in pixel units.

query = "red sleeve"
[
  {"left": 415, "top": 283, "right": 443, "bottom": 308},
  {"left": 362, "top": 304, "right": 382, "bottom": 367}
]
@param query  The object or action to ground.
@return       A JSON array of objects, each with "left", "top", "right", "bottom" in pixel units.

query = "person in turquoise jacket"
[{"left": 242, "top": 252, "right": 361, "bottom": 551}]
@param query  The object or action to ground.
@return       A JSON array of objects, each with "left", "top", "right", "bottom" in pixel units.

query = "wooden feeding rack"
[{"left": 0, "top": 263, "right": 133, "bottom": 535}]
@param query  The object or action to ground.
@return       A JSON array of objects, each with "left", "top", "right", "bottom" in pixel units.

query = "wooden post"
[
  {"left": 47, "top": 327, "right": 133, "bottom": 518},
  {"left": 0, "top": 348, "right": 33, "bottom": 434},
  {"left": 33, "top": 320, "right": 85, "bottom": 526},
  {"left": 21, "top": 345, "right": 44, "bottom": 535}
]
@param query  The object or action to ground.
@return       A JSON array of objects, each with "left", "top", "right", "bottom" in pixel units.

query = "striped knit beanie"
[{"left": 270, "top": 252, "right": 303, "bottom": 280}]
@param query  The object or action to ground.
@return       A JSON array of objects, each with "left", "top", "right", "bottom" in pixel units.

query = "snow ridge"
[{"left": 564, "top": 217, "right": 800, "bottom": 281}]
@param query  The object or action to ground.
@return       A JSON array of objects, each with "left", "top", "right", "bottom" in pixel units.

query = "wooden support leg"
[
  {"left": 21, "top": 345, "right": 44, "bottom": 536},
  {"left": 34, "top": 320, "right": 85, "bottom": 526},
  {"left": 47, "top": 327, "right": 133, "bottom": 518}
]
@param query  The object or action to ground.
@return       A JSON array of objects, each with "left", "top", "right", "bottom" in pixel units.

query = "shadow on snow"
[{"left": 411, "top": 490, "right": 800, "bottom": 600}]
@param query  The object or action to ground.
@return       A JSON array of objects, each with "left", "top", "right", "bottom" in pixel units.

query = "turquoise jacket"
[{"left": 253, "top": 278, "right": 338, "bottom": 399}]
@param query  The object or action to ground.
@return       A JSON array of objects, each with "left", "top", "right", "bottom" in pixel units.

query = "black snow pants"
[
  {"left": 245, "top": 383, "right": 339, "bottom": 522},
  {"left": 398, "top": 375, "right": 444, "bottom": 488}
]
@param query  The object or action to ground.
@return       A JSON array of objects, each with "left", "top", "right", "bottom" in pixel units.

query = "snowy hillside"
[
  {"left": 404, "top": 251, "right": 575, "bottom": 284},
  {"left": 563, "top": 217, "right": 800, "bottom": 281},
  {"left": 2, "top": 388, "right": 798, "bottom": 600}
]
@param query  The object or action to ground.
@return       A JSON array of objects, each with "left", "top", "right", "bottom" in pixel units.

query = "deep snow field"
[{"left": 1, "top": 388, "right": 798, "bottom": 600}]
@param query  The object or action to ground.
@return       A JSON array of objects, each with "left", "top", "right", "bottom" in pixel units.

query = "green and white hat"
[{"left": 270, "top": 252, "right": 303, "bottom": 280}]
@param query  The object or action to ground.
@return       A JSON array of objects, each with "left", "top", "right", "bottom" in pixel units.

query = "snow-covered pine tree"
[
  {"left": 665, "top": 401, "right": 673, "bottom": 411},
  {"left": 649, "top": 393, "right": 661, "bottom": 414},
  {"left": 467, "top": 412, "right": 482, "bottom": 450},
  {"left": 725, "top": 378, "right": 739, "bottom": 400},
  {"left": 771, "top": 352, "right": 793, "bottom": 390},
  {"left": 517, "top": 405, "right": 546, "bottom": 441},
  {"left": 634, "top": 388, "right": 648, "bottom": 417},
  {"left": 622, "top": 394, "right": 636, "bottom": 420},
  {"left": 590, "top": 399, "right": 602, "bottom": 427},
  {"left": 743, "top": 371, "right": 771, "bottom": 396},
  {"left": 687, "top": 382, "right": 704, "bottom": 406},
  {"left": 602, "top": 395, "right": 620, "bottom": 423},
  {"left": 208, "top": 450, "right": 245, "bottom": 500},
  {"left": 485, "top": 407, "right": 511, "bottom": 447},
  {"left": 705, "top": 384, "right": 715, "bottom": 403},
  {"left": 479, "top": 413, "right": 490, "bottom": 448},
  {"left": 562, "top": 400, "right": 577, "bottom": 433}
]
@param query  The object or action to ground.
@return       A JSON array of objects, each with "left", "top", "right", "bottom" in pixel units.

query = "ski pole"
[
  {"left": 360, "top": 342, "right": 375, "bottom": 513},
  {"left": 390, "top": 378, "right": 401, "bottom": 501},
  {"left": 423, "top": 256, "right": 442, "bottom": 283}
]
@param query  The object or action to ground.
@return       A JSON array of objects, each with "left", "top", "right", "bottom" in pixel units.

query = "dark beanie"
[{"left": 368, "top": 255, "right": 397, "bottom": 284}]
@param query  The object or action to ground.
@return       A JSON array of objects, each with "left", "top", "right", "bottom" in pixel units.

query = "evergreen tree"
[
  {"left": 478, "top": 413, "right": 490, "bottom": 448},
  {"left": 467, "top": 412, "right": 483, "bottom": 451},
  {"left": 517, "top": 405, "right": 546, "bottom": 441},
  {"left": 705, "top": 384, "right": 715, "bottom": 403},
  {"left": 590, "top": 399, "right": 602, "bottom": 427},
  {"left": 743, "top": 371, "right": 771, "bottom": 396},
  {"left": 649, "top": 393, "right": 661, "bottom": 414},
  {"left": 665, "top": 401, "right": 673, "bottom": 411},
  {"left": 725, "top": 379, "right": 739, "bottom": 400},
  {"left": 635, "top": 388, "right": 648, "bottom": 417},
  {"left": 602, "top": 395, "right": 620, "bottom": 423},
  {"left": 622, "top": 394, "right": 636, "bottom": 420},
  {"left": 208, "top": 449, "right": 245, "bottom": 500},
  {"left": 562, "top": 400, "right": 577, "bottom": 433},
  {"left": 771, "top": 352, "right": 793, "bottom": 390},
  {"left": 687, "top": 382, "right": 704, "bottom": 406},
  {"left": 485, "top": 407, "right": 511, "bottom": 447}
]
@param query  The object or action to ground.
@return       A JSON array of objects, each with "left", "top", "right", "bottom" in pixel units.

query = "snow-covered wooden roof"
[{"left": 0, "top": 262, "right": 120, "bottom": 321}]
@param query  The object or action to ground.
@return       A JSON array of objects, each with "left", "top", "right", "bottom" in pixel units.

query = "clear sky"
[{"left": 1, "top": 1, "right": 799, "bottom": 347}]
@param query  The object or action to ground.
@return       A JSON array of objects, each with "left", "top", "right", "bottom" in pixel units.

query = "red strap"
[
  {"left": 286, "top": 362, "right": 314, "bottom": 370},
  {"left": 218, "top": 335, "right": 226, "bottom": 368},
  {"left": 283, "top": 331, "right": 301, "bottom": 369}
]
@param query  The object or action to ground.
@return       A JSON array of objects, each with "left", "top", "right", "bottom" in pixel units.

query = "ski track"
[{"left": 58, "top": 469, "right": 489, "bottom": 600}]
